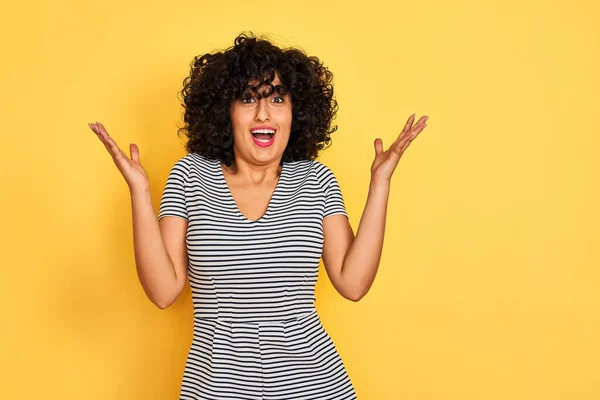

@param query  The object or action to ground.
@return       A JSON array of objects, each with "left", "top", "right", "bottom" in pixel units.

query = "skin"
[
  {"left": 322, "top": 113, "right": 428, "bottom": 301},
  {"left": 221, "top": 73, "right": 293, "bottom": 221},
  {"left": 87, "top": 78, "right": 429, "bottom": 305}
]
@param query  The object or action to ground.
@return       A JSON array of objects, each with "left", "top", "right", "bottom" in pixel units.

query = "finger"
[
  {"left": 393, "top": 114, "right": 422, "bottom": 146},
  {"left": 401, "top": 117, "right": 428, "bottom": 144},
  {"left": 392, "top": 139, "right": 406, "bottom": 155},
  {"left": 394, "top": 131, "right": 416, "bottom": 154},
  {"left": 130, "top": 143, "right": 141, "bottom": 164},
  {"left": 95, "top": 121, "right": 111, "bottom": 139},
  {"left": 90, "top": 122, "right": 107, "bottom": 142},
  {"left": 111, "top": 138, "right": 130, "bottom": 161},
  {"left": 392, "top": 127, "right": 414, "bottom": 148},
  {"left": 95, "top": 122, "right": 130, "bottom": 162},
  {"left": 95, "top": 122, "right": 120, "bottom": 152},
  {"left": 89, "top": 122, "right": 103, "bottom": 139},
  {"left": 397, "top": 124, "right": 426, "bottom": 153},
  {"left": 90, "top": 123, "right": 113, "bottom": 153},
  {"left": 402, "top": 113, "right": 416, "bottom": 133},
  {"left": 374, "top": 138, "right": 383, "bottom": 155},
  {"left": 402, "top": 139, "right": 412, "bottom": 154},
  {"left": 414, "top": 115, "right": 428, "bottom": 128},
  {"left": 391, "top": 118, "right": 427, "bottom": 155},
  {"left": 391, "top": 137, "right": 411, "bottom": 157},
  {"left": 409, "top": 122, "right": 427, "bottom": 138}
]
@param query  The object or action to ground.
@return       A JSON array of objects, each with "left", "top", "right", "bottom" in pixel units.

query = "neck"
[{"left": 223, "top": 157, "right": 283, "bottom": 183}]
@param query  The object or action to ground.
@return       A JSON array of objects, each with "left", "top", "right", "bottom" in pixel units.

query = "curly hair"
[{"left": 177, "top": 32, "right": 339, "bottom": 166}]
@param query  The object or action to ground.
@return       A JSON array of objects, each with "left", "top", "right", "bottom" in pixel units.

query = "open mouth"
[
  {"left": 251, "top": 128, "right": 276, "bottom": 147},
  {"left": 251, "top": 129, "right": 275, "bottom": 140}
]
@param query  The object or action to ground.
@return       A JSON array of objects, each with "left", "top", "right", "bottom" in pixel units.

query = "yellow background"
[{"left": 1, "top": 0, "right": 599, "bottom": 399}]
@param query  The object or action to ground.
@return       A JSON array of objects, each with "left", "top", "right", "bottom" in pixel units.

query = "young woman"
[{"left": 89, "top": 32, "right": 427, "bottom": 400}]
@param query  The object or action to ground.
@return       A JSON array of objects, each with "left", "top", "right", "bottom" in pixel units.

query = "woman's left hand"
[{"left": 371, "top": 113, "right": 428, "bottom": 185}]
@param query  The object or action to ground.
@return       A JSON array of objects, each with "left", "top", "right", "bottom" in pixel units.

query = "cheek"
[
  {"left": 279, "top": 109, "right": 293, "bottom": 126},
  {"left": 230, "top": 111, "right": 250, "bottom": 132}
]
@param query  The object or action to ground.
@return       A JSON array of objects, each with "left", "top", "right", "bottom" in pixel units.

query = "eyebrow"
[{"left": 242, "top": 84, "right": 288, "bottom": 99}]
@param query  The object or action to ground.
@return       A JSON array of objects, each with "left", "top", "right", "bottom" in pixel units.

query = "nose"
[{"left": 254, "top": 98, "right": 270, "bottom": 122}]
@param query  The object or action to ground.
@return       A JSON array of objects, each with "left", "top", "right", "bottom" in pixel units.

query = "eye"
[
  {"left": 241, "top": 96, "right": 255, "bottom": 104},
  {"left": 272, "top": 96, "right": 284, "bottom": 103}
]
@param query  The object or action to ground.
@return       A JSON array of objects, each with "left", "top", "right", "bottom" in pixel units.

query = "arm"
[
  {"left": 88, "top": 121, "right": 188, "bottom": 309},
  {"left": 322, "top": 113, "right": 428, "bottom": 301},
  {"left": 322, "top": 182, "right": 389, "bottom": 302},
  {"left": 131, "top": 189, "right": 188, "bottom": 309}
]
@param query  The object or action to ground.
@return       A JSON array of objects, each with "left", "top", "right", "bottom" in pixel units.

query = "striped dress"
[{"left": 158, "top": 153, "right": 357, "bottom": 400}]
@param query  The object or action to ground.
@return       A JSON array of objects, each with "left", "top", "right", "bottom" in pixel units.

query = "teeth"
[
  {"left": 251, "top": 129, "right": 275, "bottom": 134},
  {"left": 256, "top": 138, "right": 272, "bottom": 143}
]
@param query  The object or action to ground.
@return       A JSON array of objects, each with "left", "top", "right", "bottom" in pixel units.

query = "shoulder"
[
  {"left": 310, "top": 160, "right": 340, "bottom": 187},
  {"left": 283, "top": 159, "right": 335, "bottom": 180},
  {"left": 173, "top": 152, "right": 212, "bottom": 166},
  {"left": 169, "top": 153, "right": 217, "bottom": 173},
  {"left": 165, "top": 153, "right": 219, "bottom": 187},
  {"left": 311, "top": 159, "right": 333, "bottom": 175}
]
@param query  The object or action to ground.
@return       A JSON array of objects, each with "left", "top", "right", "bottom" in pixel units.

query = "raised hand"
[
  {"left": 88, "top": 122, "right": 150, "bottom": 193},
  {"left": 371, "top": 113, "right": 428, "bottom": 185}
]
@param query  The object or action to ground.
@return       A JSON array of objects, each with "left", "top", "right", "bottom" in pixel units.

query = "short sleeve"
[
  {"left": 158, "top": 156, "right": 189, "bottom": 221},
  {"left": 313, "top": 161, "right": 349, "bottom": 219}
]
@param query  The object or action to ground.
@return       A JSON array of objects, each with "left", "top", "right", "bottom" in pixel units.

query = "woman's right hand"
[{"left": 89, "top": 122, "right": 150, "bottom": 193}]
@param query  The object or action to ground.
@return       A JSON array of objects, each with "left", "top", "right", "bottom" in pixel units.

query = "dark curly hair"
[{"left": 177, "top": 32, "right": 339, "bottom": 166}]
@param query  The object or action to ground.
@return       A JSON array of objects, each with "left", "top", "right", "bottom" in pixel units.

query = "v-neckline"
[{"left": 217, "top": 160, "right": 286, "bottom": 223}]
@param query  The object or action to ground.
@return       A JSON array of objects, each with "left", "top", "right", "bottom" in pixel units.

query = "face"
[{"left": 229, "top": 73, "right": 292, "bottom": 167}]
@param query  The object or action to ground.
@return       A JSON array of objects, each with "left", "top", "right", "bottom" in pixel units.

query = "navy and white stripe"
[{"left": 158, "top": 153, "right": 356, "bottom": 399}]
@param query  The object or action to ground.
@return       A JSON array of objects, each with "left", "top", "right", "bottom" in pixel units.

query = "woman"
[{"left": 89, "top": 32, "right": 427, "bottom": 400}]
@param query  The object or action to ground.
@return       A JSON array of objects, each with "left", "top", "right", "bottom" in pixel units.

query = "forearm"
[
  {"left": 130, "top": 189, "right": 179, "bottom": 307},
  {"left": 341, "top": 181, "right": 390, "bottom": 300}
]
